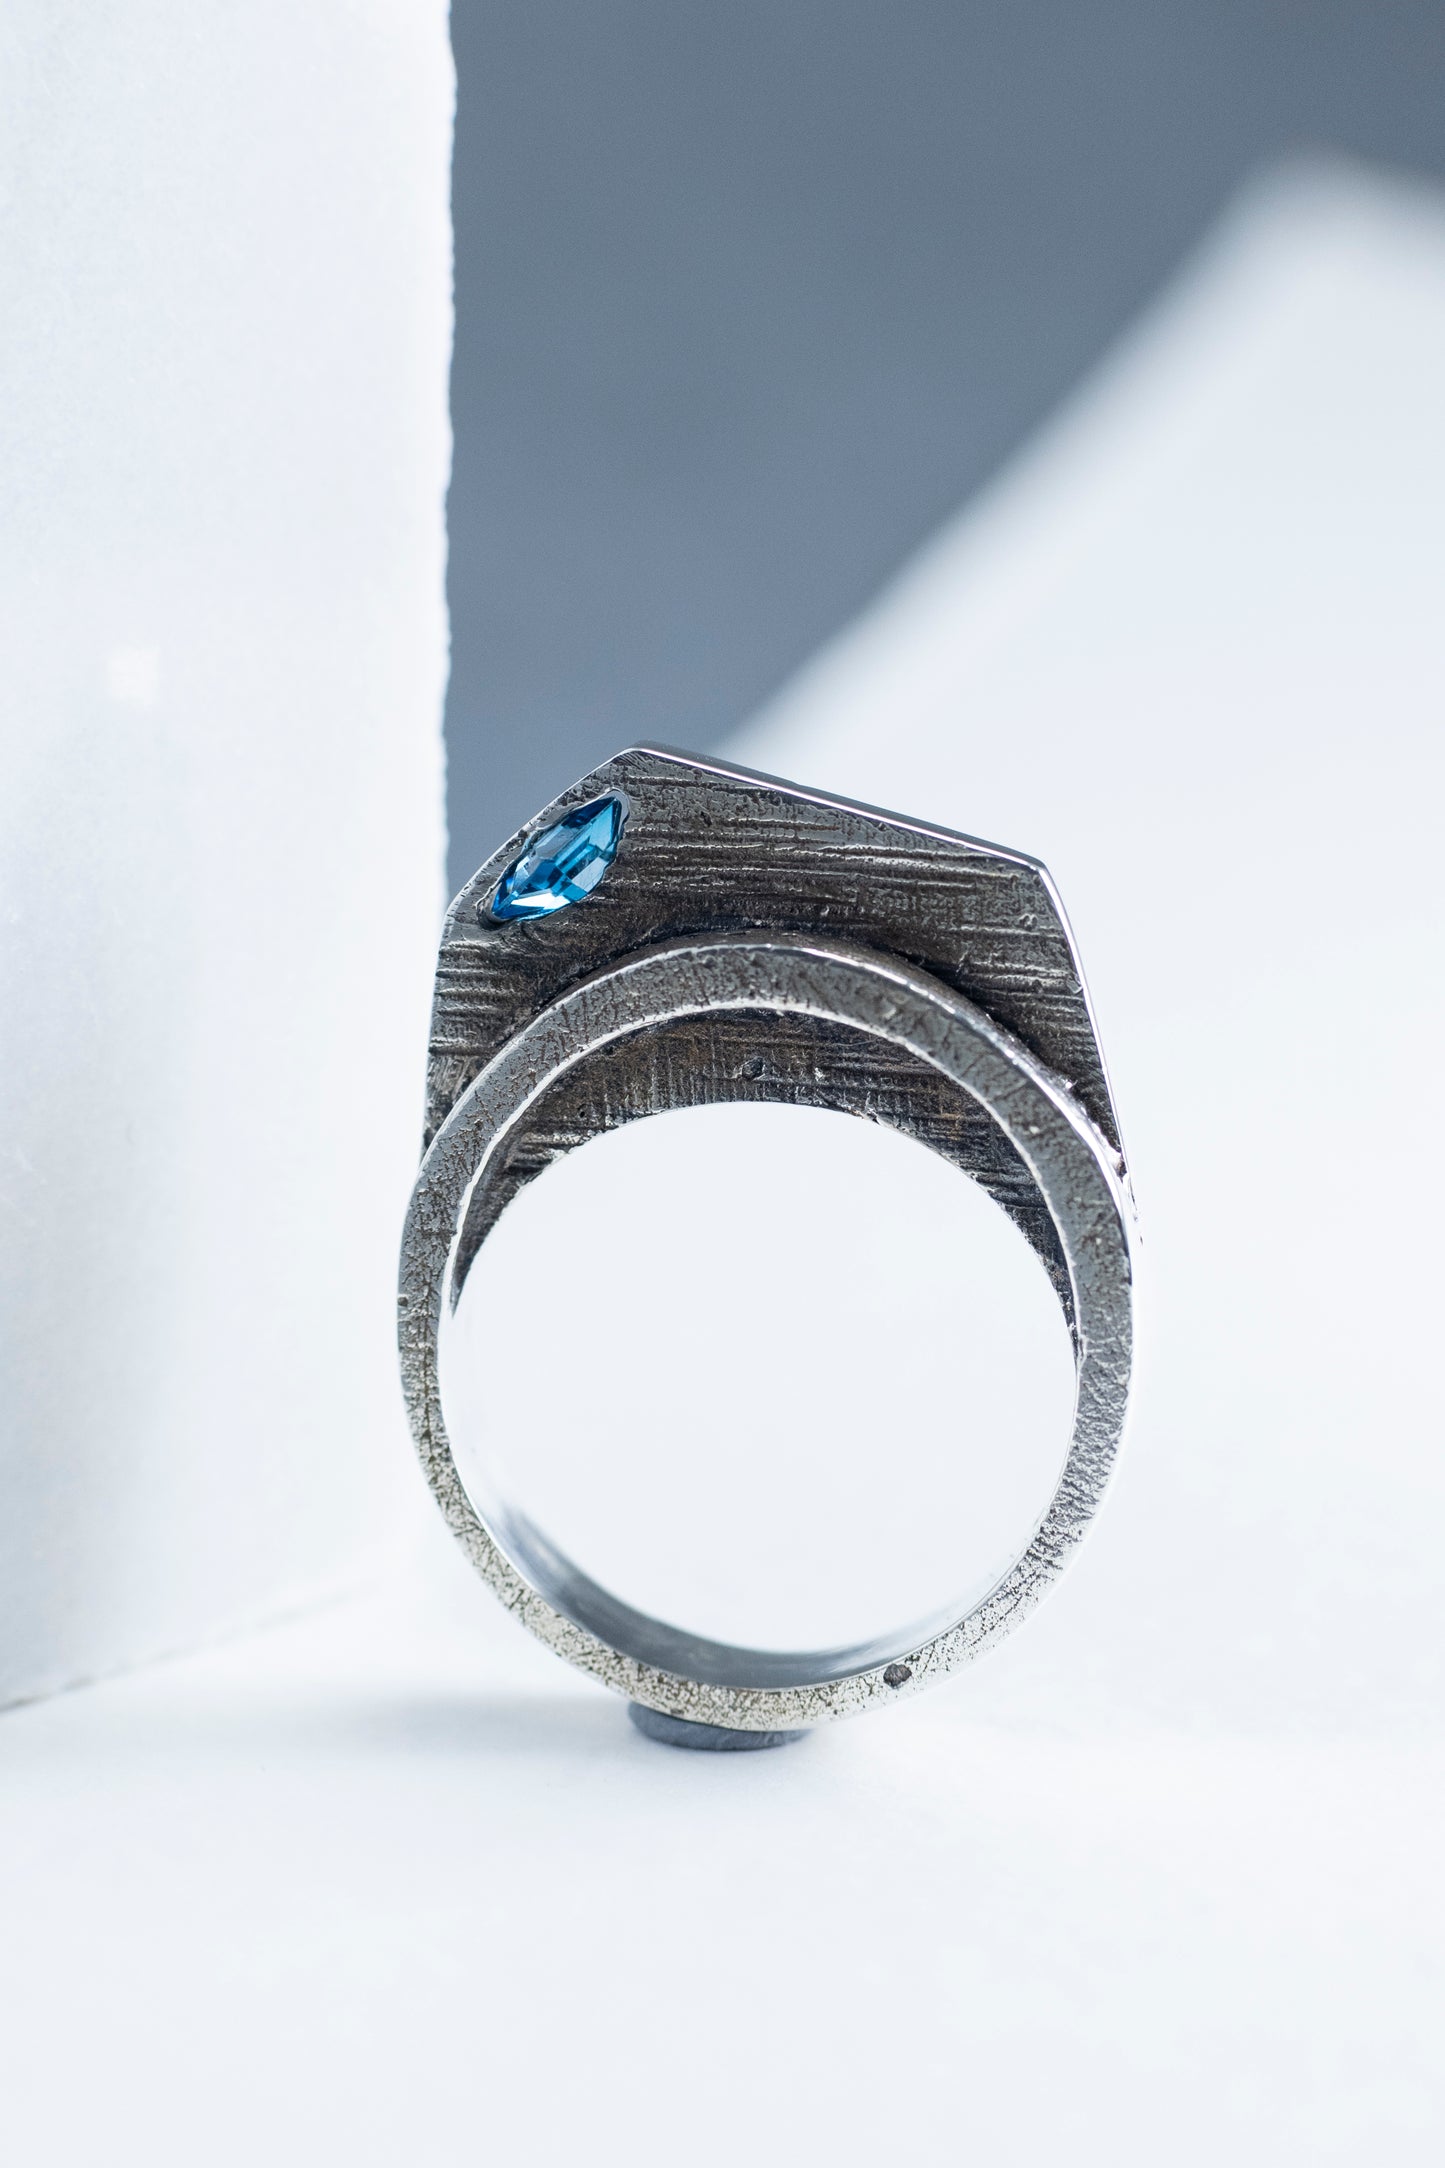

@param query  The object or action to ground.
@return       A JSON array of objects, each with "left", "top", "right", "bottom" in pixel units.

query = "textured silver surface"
[{"left": 399, "top": 746, "right": 1134, "bottom": 1730}]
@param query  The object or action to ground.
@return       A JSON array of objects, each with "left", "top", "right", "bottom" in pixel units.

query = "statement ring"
[{"left": 399, "top": 747, "right": 1134, "bottom": 1742}]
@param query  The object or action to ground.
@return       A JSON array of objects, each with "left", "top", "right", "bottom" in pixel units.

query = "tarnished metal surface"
[
  {"left": 399, "top": 748, "right": 1134, "bottom": 1730},
  {"left": 426, "top": 746, "right": 1123, "bottom": 1157}
]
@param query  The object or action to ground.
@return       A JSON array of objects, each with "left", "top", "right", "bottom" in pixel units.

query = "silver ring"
[{"left": 399, "top": 745, "right": 1134, "bottom": 1733}]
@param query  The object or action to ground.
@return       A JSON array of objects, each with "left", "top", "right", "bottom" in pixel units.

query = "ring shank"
[{"left": 399, "top": 933, "right": 1132, "bottom": 1729}]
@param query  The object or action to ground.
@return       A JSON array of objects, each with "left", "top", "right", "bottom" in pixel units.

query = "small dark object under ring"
[{"left": 628, "top": 1703, "right": 808, "bottom": 1751}]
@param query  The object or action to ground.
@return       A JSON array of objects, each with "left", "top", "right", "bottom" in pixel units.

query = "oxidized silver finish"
[{"left": 399, "top": 746, "right": 1134, "bottom": 1730}]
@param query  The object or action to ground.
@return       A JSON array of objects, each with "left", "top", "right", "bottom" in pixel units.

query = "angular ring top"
[{"left": 399, "top": 746, "right": 1134, "bottom": 1731}]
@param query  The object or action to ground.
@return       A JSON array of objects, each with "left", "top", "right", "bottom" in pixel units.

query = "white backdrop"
[
  {"left": 1, "top": 159, "right": 1441, "bottom": 2165},
  {"left": 0, "top": 3, "right": 452, "bottom": 1705}
]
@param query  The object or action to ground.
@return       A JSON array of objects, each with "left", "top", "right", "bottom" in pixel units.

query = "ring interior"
[{"left": 444, "top": 1006, "right": 1080, "bottom": 1692}]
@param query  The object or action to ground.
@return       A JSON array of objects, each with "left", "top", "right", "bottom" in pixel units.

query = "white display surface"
[
  {"left": 0, "top": 4, "right": 452, "bottom": 1703},
  {"left": 2, "top": 162, "right": 1442, "bottom": 2163}
]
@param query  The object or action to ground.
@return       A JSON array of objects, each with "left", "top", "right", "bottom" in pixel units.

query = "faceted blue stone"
[{"left": 490, "top": 793, "right": 626, "bottom": 921}]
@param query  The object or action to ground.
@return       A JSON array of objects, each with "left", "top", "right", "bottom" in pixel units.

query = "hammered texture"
[
  {"left": 424, "top": 746, "right": 1123, "bottom": 1166},
  {"left": 400, "top": 751, "right": 1134, "bottom": 1728},
  {"left": 452, "top": 1007, "right": 1076, "bottom": 1335}
]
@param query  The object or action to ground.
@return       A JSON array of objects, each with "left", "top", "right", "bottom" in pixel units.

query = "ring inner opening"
[{"left": 438, "top": 1062, "right": 1076, "bottom": 1685}]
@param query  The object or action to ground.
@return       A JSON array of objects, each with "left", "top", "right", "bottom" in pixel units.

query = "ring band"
[{"left": 399, "top": 746, "right": 1134, "bottom": 1732}]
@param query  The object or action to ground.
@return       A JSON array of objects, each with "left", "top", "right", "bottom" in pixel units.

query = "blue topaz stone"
[{"left": 489, "top": 794, "right": 627, "bottom": 922}]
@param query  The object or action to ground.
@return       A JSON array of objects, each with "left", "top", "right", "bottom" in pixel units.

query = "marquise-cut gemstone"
[{"left": 490, "top": 794, "right": 626, "bottom": 921}]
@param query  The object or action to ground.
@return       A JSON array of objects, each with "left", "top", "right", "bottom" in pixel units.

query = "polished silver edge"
[{"left": 606, "top": 742, "right": 1046, "bottom": 874}]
